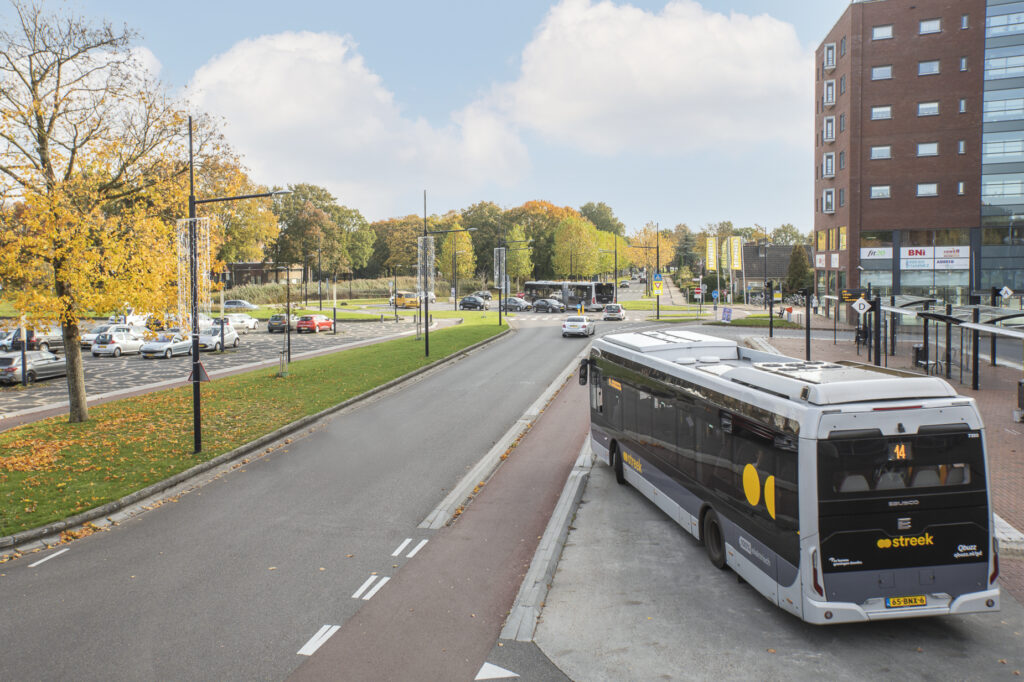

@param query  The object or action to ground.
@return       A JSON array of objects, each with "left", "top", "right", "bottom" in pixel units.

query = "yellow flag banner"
[
  {"left": 730, "top": 236, "right": 743, "bottom": 270},
  {"left": 705, "top": 238, "right": 718, "bottom": 271}
]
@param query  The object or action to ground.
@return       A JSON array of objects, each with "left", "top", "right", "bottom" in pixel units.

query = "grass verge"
[
  {"left": 705, "top": 318, "right": 803, "bottom": 329},
  {"left": 0, "top": 316, "right": 507, "bottom": 537}
]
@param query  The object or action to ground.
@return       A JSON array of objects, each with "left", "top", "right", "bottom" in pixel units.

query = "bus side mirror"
[{"left": 578, "top": 358, "right": 589, "bottom": 385}]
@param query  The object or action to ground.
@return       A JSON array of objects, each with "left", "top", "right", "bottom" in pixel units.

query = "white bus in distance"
[{"left": 581, "top": 329, "right": 999, "bottom": 624}]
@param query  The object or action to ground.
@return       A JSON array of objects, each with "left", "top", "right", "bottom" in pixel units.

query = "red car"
[{"left": 296, "top": 314, "right": 334, "bottom": 333}]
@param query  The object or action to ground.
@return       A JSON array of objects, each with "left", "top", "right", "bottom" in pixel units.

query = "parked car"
[
  {"left": 533, "top": 298, "right": 566, "bottom": 314},
  {"left": 418, "top": 291, "right": 437, "bottom": 304},
  {"left": 472, "top": 290, "right": 493, "bottom": 300},
  {"left": 619, "top": 280, "right": 630, "bottom": 288},
  {"left": 91, "top": 330, "right": 145, "bottom": 357},
  {"left": 603, "top": 303, "right": 626, "bottom": 321},
  {"left": 459, "top": 295, "right": 488, "bottom": 311},
  {"left": 296, "top": 314, "right": 334, "bottom": 333},
  {"left": 0, "top": 350, "right": 67, "bottom": 384},
  {"left": 224, "top": 299, "right": 258, "bottom": 311},
  {"left": 107, "top": 307, "right": 149, "bottom": 326},
  {"left": 81, "top": 323, "right": 141, "bottom": 348},
  {"left": 140, "top": 332, "right": 192, "bottom": 359},
  {"left": 224, "top": 313, "right": 259, "bottom": 332},
  {"left": 198, "top": 322, "right": 239, "bottom": 351},
  {"left": 499, "top": 296, "right": 531, "bottom": 312},
  {"left": 267, "top": 314, "right": 298, "bottom": 333},
  {"left": 10, "top": 327, "right": 64, "bottom": 353},
  {"left": 562, "top": 315, "right": 596, "bottom": 337},
  {"left": 0, "top": 330, "right": 14, "bottom": 351}
]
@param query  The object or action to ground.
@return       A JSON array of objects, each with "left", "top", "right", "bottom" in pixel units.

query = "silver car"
[
  {"left": 140, "top": 332, "right": 192, "bottom": 359},
  {"left": 0, "top": 330, "right": 14, "bottom": 351},
  {"left": 224, "top": 313, "right": 259, "bottom": 332},
  {"left": 91, "top": 330, "right": 146, "bottom": 357},
  {"left": 0, "top": 350, "right": 67, "bottom": 384}
]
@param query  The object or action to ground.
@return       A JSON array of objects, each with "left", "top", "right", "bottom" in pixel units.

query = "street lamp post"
[
  {"left": 600, "top": 236, "right": 619, "bottom": 304},
  {"left": 317, "top": 241, "right": 323, "bottom": 311},
  {"left": 187, "top": 116, "right": 290, "bottom": 453},
  {"left": 421, "top": 190, "right": 476, "bottom": 356}
]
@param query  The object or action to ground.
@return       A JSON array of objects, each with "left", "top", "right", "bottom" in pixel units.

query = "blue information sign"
[{"left": 712, "top": 290, "right": 719, "bottom": 300}]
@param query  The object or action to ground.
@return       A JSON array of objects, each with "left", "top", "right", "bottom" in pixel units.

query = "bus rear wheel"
[
  {"left": 612, "top": 445, "right": 625, "bottom": 485},
  {"left": 703, "top": 509, "right": 727, "bottom": 569}
]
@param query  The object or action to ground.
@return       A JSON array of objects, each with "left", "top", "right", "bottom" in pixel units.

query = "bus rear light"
[
  {"left": 872, "top": 405, "right": 923, "bottom": 412},
  {"left": 811, "top": 549, "right": 824, "bottom": 597}
]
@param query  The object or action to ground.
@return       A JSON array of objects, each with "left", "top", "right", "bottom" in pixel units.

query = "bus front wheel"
[
  {"left": 703, "top": 509, "right": 727, "bottom": 569},
  {"left": 612, "top": 445, "right": 625, "bottom": 485}
]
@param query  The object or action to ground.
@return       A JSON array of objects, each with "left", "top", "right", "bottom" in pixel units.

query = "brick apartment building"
[{"left": 815, "top": 0, "right": 1024, "bottom": 306}]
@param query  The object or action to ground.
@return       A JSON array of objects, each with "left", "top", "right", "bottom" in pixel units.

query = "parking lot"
[{"left": 0, "top": 320, "right": 412, "bottom": 417}]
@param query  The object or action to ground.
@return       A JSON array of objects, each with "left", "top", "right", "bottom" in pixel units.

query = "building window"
[
  {"left": 817, "top": 231, "right": 826, "bottom": 251},
  {"left": 960, "top": 57, "right": 968, "bottom": 71},
  {"left": 840, "top": 75, "right": 846, "bottom": 94},
  {"left": 870, "top": 185, "right": 891, "bottom": 199},
  {"left": 987, "top": 12, "right": 1024, "bottom": 38},
  {"left": 984, "top": 46, "right": 1024, "bottom": 79},
  {"left": 873, "top": 24, "right": 893, "bottom": 40},
  {"left": 870, "top": 145, "right": 892, "bottom": 159},
  {"left": 962, "top": 14, "right": 969, "bottom": 30},
  {"left": 840, "top": 226, "right": 847, "bottom": 250},
  {"left": 958, "top": 181, "right": 965, "bottom": 195},
  {"left": 920, "top": 19, "right": 942, "bottom": 35},
  {"left": 823, "top": 152, "right": 835, "bottom": 177},
  {"left": 918, "top": 142, "right": 939, "bottom": 156},
  {"left": 872, "top": 65, "right": 893, "bottom": 80},
  {"left": 839, "top": 113, "right": 846, "bottom": 131},
  {"left": 983, "top": 133, "right": 1024, "bottom": 162},
  {"left": 959, "top": 140, "right": 966, "bottom": 154},
  {"left": 918, "top": 60, "right": 941, "bottom": 76},
  {"left": 871, "top": 105, "right": 893, "bottom": 120},
  {"left": 917, "top": 183, "right": 938, "bottom": 197},
  {"left": 839, "top": 188, "right": 845, "bottom": 207},
  {"left": 823, "top": 43, "right": 836, "bottom": 69},
  {"left": 823, "top": 189, "right": 835, "bottom": 213},
  {"left": 983, "top": 94, "right": 1024, "bottom": 122},
  {"left": 823, "top": 80, "right": 836, "bottom": 106},
  {"left": 918, "top": 101, "right": 940, "bottom": 116},
  {"left": 823, "top": 116, "right": 835, "bottom": 141},
  {"left": 839, "top": 151, "right": 846, "bottom": 169},
  {"left": 840, "top": 36, "right": 846, "bottom": 56},
  {"left": 960, "top": 98, "right": 967, "bottom": 113}
]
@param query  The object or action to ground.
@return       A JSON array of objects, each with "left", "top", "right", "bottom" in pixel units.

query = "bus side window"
[
  {"left": 773, "top": 450, "right": 800, "bottom": 565},
  {"left": 604, "top": 377, "right": 623, "bottom": 429},
  {"left": 590, "top": 367, "right": 602, "bottom": 413},
  {"left": 676, "top": 405, "right": 697, "bottom": 479}
]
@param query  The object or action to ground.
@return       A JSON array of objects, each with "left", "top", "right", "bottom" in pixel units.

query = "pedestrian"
[{"left": 812, "top": 294, "right": 819, "bottom": 315}]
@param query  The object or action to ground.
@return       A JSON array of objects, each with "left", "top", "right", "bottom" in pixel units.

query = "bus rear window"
[{"left": 818, "top": 431, "right": 982, "bottom": 496}]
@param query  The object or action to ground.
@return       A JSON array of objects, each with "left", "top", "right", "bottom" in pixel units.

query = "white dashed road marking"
[
  {"left": 27, "top": 548, "right": 69, "bottom": 568},
  {"left": 297, "top": 625, "right": 340, "bottom": 656}
]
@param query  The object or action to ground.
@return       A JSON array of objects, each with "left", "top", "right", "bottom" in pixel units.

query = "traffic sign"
[
  {"left": 1000, "top": 286, "right": 1014, "bottom": 299},
  {"left": 840, "top": 288, "right": 867, "bottom": 303},
  {"left": 712, "top": 290, "right": 719, "bottom": 300},
  {"left": 652, "top": 280, "right": 663, "bottom": 295},
  {"left": 851, "top": 298, "right": 871, "bottom": 315},
  {"left": 653, "top": 273, "right": 663, "bottom": 282},
  {"left": 694, "top": 287, "right": 702, "bottom": 295}
]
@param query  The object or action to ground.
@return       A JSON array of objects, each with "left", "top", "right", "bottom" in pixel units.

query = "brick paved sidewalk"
[{"left": 762, "top": 330, "right": 1024, "bottom": 604}]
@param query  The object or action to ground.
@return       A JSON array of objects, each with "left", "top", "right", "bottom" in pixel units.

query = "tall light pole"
[
  {"left": 188, "top": 116, "right": 290, "bottom": 453},
  {"left": 421, "top": 190, "right": 476, "bottom": 356}
]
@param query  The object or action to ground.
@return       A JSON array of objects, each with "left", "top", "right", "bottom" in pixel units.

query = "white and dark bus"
[
  {"left": 523, "top": 280, "right": 614, "bottom": 311},
  {"left": 581, "top": 328, "right": 1000, "bottom": 624}
]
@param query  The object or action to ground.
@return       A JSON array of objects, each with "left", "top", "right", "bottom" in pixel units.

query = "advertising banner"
[
  {"left": 860, "top": 247, "right": 893, "bottom": 260},
  {"left": 815, "top": 253, "right": 826, "bottom": 268},
  {"left": 730, "top": 236, "right": 743, "bottom": 270},
  {"left": 705, "top": 238, "right": 718, "bottom": 271}
]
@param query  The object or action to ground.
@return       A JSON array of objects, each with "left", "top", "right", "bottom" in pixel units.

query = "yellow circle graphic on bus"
[
  {"left": 743, "top": 464, "right": 760, "bottom": 506},
  {"left": 764, "top": 475, "right": 776, "bottom": 520}
]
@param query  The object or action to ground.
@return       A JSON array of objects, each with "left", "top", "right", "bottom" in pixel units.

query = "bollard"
[{"left": 1016, "top": 379, "right": 1024, "bottom": 422}]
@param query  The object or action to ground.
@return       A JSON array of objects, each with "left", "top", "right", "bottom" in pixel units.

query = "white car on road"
[
  {"left": 562, "top": 316, "right": 597, "bottom": 337},
  {"left": 198, "top": 322, "right": 239, "bottom": 351},
  {"left": 140, "top": 332, "right": 192, "bottom": 359},
  {"left": 91, "top": 330, "right": 146, "bottom": 357},
  {"left": 224, "top": 313, "right": 259, "bottom": 332}
]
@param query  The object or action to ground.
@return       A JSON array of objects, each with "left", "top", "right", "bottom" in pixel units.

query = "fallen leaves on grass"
[{"left": 1, "top": 439, "right": 72, "bottom": 472}]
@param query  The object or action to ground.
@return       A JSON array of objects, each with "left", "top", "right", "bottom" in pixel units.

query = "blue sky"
[{"left": 58, "top": 0, "right": 852, "bottom": 235}]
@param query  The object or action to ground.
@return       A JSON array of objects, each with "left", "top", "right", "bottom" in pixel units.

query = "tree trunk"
[{"left": 62, "top": 320, "right": 88, "bottom": 422}]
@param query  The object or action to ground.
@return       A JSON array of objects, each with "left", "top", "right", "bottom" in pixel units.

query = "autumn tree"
[
  {"left": 579, "top": 201, "right": 625, "bottom": 236},
  {"left": 628, "top": 222, "right": 675, "bottom": 284},
  {"left": 459, "top": 201, "right": 503, "bottom": 279},
  {"left": 197, "top": 158, "right": 278, "bottom": 265},
  {"left": 437, "top": 225, "right": 476, "bottom": 296},
  {"left": 502, "top": 201, "right": 581, "bottom": 279},
  {"left": 772, "top": 223, "right": 809, "bottom": 246},
  {"left": 504, "top": 223, "right": 533, "bottom": 290},
  {"left": 785, "top": 244, "right": 814, "bottom": 293},
  {"left": 552, "top": 216, "right": 598, "bottom": 279},
  {"left": 0, "top": 1, "right": 215, "bottom": 422}
]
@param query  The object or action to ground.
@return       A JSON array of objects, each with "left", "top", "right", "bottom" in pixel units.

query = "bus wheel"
[
  {"left": 703, "top": 509, "right": 727, "bottom": 569},
  {"left": 612, "top": 445, "right": 625, "bottom": 485}
]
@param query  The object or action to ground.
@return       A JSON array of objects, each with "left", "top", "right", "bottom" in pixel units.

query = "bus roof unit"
[{"left": 596, "top": 330, "right": 959, "bottom": 407}]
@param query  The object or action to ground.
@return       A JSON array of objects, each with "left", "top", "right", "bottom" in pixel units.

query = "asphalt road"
[
  {"left": 0, "top": 318, "right": 605, "bottom": 680},
  {"left": 535, "top": 460, "right": 1024, "bottom": 681}
]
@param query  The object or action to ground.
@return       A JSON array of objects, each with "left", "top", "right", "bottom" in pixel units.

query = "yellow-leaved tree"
[
  {"left": 0, "top": 2, "right": 222, "bottom": 422},
  {"left": 552, "top": 216, "right": 599, "bottom": 280}
]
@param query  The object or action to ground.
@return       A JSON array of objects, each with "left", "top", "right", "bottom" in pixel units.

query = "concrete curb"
[
  {"left": 500, "top": 440, "right": 594, "bottom": 642},
  {"left": 745, "top": 335, "right": 1024, "bottom": 559},
  {"left": 0, "top": 326, "right": 510, "bottom": 557},
  {"left": 418, "top": 344, "right": 591, "bottom": 530}
]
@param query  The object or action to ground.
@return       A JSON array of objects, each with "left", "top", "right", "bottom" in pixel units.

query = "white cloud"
[
  {"left": 492, "top": 0, "right": 812, "bottom": 155},
  {"left": 187, "top": 31, "right": 528, "bottom": 217}
]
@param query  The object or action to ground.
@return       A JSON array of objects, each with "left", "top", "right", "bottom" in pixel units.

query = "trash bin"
[{"left": 912, "top": 344, "right": 924, "bottom": 367}]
